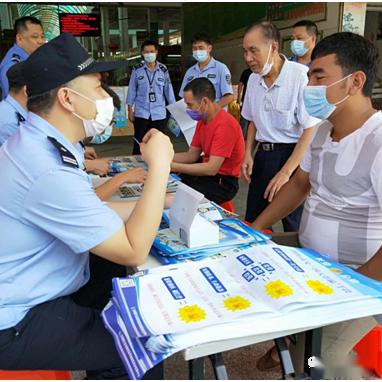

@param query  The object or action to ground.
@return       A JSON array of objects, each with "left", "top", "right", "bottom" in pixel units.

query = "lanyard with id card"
[{"left": 145, "top": 68, "right": 157, "bottom": 102}]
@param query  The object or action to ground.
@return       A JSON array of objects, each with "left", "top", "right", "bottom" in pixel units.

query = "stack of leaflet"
[
  {"left": 108, "top": 155, "right": 147, "bottom": 176},
  {"left": 118, "top": 174, "right": 181, "bottom": 200},
  {"left": 152, "top": 208, "right": 269, "bottom": 264},
  {"left": 102, "top": 243, "right": 382, "bottom": 380}
]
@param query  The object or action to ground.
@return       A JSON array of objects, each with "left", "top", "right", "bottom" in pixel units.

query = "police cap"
[{"left": 23, "top": 33, "right": 127, "bottom": 97}]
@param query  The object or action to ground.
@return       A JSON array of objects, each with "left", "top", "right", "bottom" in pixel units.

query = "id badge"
[{"left": 149, "top": 92, "right": 156, "bottom": 102}]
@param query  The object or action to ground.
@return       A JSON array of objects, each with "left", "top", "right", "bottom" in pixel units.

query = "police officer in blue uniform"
[
  {"left": 0, "top": 16, "right": 44, "bottom": 100},
  {"left": 0, "top": 32, "right": 174, "bottom": 378},
  {"left": 127, "top": 39, "right": 176, "bottom": 154},
  {"left": 0, "top": 62, "right": 27, "bottom": 145},
  {"left": 179, "top": 33, "right": 234, "bottom": 108}
]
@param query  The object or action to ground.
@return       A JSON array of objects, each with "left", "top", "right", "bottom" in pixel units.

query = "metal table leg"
[
  {"left": 189, "top": 357, "right": 205, "bottom": 380},
  {"left": 209, "top": 353, "right": 229, "bottom": 379}
]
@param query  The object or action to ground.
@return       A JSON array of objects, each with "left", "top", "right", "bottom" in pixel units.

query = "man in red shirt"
[{"left": 171, "top": 78, "right": 245, "bottom": 204}]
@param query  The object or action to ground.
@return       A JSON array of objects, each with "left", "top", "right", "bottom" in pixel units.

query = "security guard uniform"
[
  {"left": 0, "top": 32, "right": 163, "bottom": 380},
  {"left": 179, "top": 57, "right": 233, "bottom": 101},
  {"left": 0, "top": 43, "right": 28, "bottom": 101},
  {"left": 126, "top": 61, "right": 175, "bottom": 154},
  {"left": 0, "top": 95, "right": 27, "bottom": 145}
]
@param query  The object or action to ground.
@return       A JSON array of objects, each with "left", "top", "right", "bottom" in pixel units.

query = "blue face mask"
[
  {"left": 90, "top": 125, "right": 113, "bottom": 144},
  {"left": 193, "top": 50, "right": 209, "bottom": 63},
  {"left": 290, "top": 40, "right": 308, "bottom": 57},
  {"left": 303, "top": 74, "right": 353, "bottom": 120}
]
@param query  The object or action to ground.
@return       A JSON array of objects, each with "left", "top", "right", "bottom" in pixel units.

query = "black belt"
[{"left": 257, "top": 142, "right": 296, "bottom": 152}]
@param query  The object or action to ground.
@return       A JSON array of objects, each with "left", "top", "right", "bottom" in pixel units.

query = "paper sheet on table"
[{"left": 167, "top": 100, "right": 197, "bottom": 146}]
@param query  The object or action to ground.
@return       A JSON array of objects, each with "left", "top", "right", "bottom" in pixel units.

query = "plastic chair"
[
  {"left": 219, "top": 200, "right": 235, "bottom": 213},
  {"left": 354, "top": 324, "right": 382, "bottom": 377},
  {"left": 0, "top": 370, "right": 71, "bottom": 380}
]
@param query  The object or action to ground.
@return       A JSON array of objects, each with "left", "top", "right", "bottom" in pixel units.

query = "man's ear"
[
  {"left": 349, "top": 71, "right": 366, "bottom": 96},
  {"left": 57, "top": 87, "right": 75, "bottom": 113},
  {"left": 15, "top": 33, "right": 22, "bottom": 46}
]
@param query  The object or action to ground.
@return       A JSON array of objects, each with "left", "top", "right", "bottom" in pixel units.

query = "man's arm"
[
  {"left": 84, "top": 158, "right": 111, "bottom": 176},
  {"left": 264, "top": 126, "right": 316, "bottom": 202},
  {"left": 90, "top": 129, "right": 174, "bottom": 267},
  {"left": 237, "top": 81, "right": 244, "bottom": 104},
  {"left": 96, "top": 168, "right": 147, "bottom": 201},
  {"left": 172, "top": 155, "right": 224, "bottom": 176},
  {"left": 217, "top": 93, "right": 234, "bottom": 108},
  {"left": 241, "top": 121, "right": 257, "bottom": 182},
  {"left": 357, "top": 246, "right": 382, "bottom": 281},
  {"left": 173, "top": 146, "right": 202, "bottom": 164},
  {"left": 252, "top": 167, "right": 311, "bottom": 230}
]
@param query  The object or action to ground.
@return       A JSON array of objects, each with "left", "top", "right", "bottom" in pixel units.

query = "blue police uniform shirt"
[
  {"left": 0, "top": 44, "right": 28, "bottom": 101},
  {"left": 0, "top": 95, "right": 27, "bottom": 146},
  {"left": 126, "top": 61, "right": 175, "bottom": 121},
  {"left": 179, "top": 57, "right": 233, "bottom": 100},
  {"left": 0, "top": 112, "right": 123, "bottom": 330},
  {"left": 289, "top": 55, "right": 311, "bottom": 67}
]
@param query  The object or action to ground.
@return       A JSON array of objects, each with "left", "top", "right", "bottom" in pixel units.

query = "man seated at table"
[
  {"left": 171, "top": 78, "right": 245, "bottom": 204},
  {"left": 0, "top": 32, "right": 173, "bottom": 379},
  {"left": 251, "top": 32, "right": 382, "bottom": 378}
]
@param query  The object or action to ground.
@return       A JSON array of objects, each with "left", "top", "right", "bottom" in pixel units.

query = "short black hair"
[
  {"left": 293, "top": 20, "right": 318, "bottom": 39},
  {"left": 27, "top": 85, "right": 66, "bottom": 114},
  {"left": 184, "top": 78, "right": 216, "bottom": 101},
  {"left": 7, "top": 62, "right": 26, "bottom": 93},
  {"left": 191, "top": 32, "right": 212, "bottom": 45},
  {"left": 312, "top": 32, "right": 379, "bottom": 97},
  {"left": 141, "top": 39, "right": 158, "bottom": 51},
  {"left": 244, "top": 21, "right": 280, "bottom": 45},
  {"left": 14, "top": 16, "right": 42, "bottom": 34}
]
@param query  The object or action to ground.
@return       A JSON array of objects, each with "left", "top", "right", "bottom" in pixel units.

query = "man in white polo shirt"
[
  {"left": 252, "top": 32, "right": 382, "bottom": 378},
  {"left": 241, "top": 21, "right": 319, "bottom": 231}
]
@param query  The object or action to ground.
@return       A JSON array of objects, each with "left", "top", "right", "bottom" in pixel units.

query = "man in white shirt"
[
  {"left": 252, "top": 31, "right": 382, "bottom": 378},
  {"left": 241, "top": 21, "right": 318, "bottom": 231}
]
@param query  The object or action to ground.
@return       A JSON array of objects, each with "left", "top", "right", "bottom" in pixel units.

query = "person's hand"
[
  {"left": 164, "top": 194, "right": 175, "bottom": 209},
  {"left": 85, "top": 158, "right": 111, "bottom": 176},
  {"left": 128, "top": 110, "right": 135, "bottom": 123},
  {"left": 140, "top": 129, "right": 174, "bottom": 168},
  {"left": 84, "top": 146, "right": 97, "bottom": 160},
  {"left": 119, "top": 167, "right": 147, "bottom": 184},
  {"left": 241, "top": 153, "right": 253, "bottom": 183},
  {"left": 264, "top": 169, "right": 291, "bottom": 202}
]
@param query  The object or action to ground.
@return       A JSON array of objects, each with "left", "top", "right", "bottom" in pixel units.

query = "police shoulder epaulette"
[
  {"left": 15, "top": 112, "right": 25, "bottom": 125},
  {"left": 134, "top": 62, "right": 144, "bottom": 70},
  {"left": 47, "top": 136, "right": 79, "bottom": 168},
  {"left": 159, "top": 63, "right": 168, "bottom": 73},
  {"left": 11, "top": 53, "right": 21, "bottom": 63}
]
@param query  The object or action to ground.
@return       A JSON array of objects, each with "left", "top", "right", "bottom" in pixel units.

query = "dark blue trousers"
[{"left": 245, "top": 146, "right": 303, "bottom": 232}]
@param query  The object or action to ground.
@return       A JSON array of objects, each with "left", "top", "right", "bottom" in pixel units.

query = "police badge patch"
[{"left": 226, "top": 74, "right": 232, "bottom": 85}]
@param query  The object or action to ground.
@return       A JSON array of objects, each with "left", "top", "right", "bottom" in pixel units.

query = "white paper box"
[{"left": 169, "top": 183, "right": 219, "bottom": 248}]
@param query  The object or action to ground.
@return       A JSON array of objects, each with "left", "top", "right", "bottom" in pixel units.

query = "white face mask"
[
  {"left": 258, "top": 44, "right": 274, "bottom": 77},
  {"left": 69, "top": 89, "right": 114, "bottom": 138}
]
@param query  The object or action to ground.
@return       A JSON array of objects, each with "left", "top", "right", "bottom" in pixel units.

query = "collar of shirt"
[
  {"left": 12, "top": 43, "right": 29, "bottom": 60},
  {"left": 289, "top": 55, "right": 311, "bottom": 67},
  {"left": 144, "top": 61, "right": 159, "bottom": 72},
  {"left": 26, "top": 112, "right": 84, "bottom": 169},
  {"left": 5, "top": 95, "right": 27, "bottom": 119},
  {"left": 193, "top": 57, "right": 217, "bottom": 74},
  {"left": 259, "top": 54, "right": 290, "bottom": 90}
]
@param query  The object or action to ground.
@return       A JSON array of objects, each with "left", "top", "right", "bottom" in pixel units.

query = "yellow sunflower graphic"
[
  {"left": 306, "top": 280, "right": 334, "bottom": 295},
  {"left": 223, "top": 296, "right": 252, "bottom": 312},
  {"left": 178, "top": 305, "right": 206, "bottom": 323},
  {"left": 264, "top": 280, "right": 294, "bottom": 299}
]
